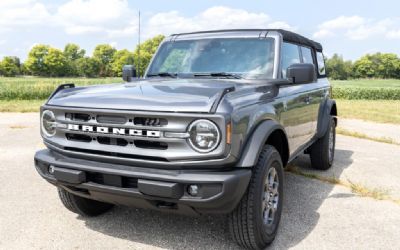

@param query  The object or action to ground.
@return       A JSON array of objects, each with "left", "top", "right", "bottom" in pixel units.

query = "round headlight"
[
  {"left": 188, "top": 119, "right": 220, "bottom": 153},
  {"left": 41, "top": 110, "right": 56, "bottom": 137}
]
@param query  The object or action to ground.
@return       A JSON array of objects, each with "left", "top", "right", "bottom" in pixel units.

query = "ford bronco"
[{"left": 34, "top": 29, "right": 337, "bottom": 249}]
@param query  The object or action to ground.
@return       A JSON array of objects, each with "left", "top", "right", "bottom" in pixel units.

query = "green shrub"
[{"left": 332, "top": 87, "right": 400, "bottom": 100}]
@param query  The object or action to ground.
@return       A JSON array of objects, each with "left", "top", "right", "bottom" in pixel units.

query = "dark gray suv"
[{"left": 34, "top": 29, "right": 337, "bottom": 249}]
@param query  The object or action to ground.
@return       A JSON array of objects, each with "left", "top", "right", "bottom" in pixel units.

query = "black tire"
[
  {"left": 57, "top": 187, "right": 114, "bottom": 216},
  {"left": 309, "top": 117, "right": 336, "bottom": 170},
  {"left": 228, "top": 145, "right": 284, "bottom": 250}
]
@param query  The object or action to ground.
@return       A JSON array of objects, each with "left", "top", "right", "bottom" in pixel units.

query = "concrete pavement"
[{"left": 0, "top": 113, "right": 399, "bottom": 249}]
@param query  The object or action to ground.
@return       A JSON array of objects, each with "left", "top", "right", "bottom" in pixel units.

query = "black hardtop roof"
[{"left": 171, "top": 29, "right": 323, "bottom": 52}]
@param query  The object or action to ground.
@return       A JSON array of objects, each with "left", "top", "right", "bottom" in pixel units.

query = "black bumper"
[{"left": 34, "top": 149, "right": 251, "bottom": 215}]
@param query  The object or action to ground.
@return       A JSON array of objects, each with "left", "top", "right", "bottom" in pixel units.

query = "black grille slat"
[
  {"left": 97, "top": 136, "right": 128, "bottom": 147},
  {"left": 134, "top": 117, "right": 167, "bottom": 127},
  {"left": 96, "top": 115, "right": 127, "bottom": 124},
  {"left": 65, "top": 113, "right": 91, "bottom": 122},
  {"left": 134, "top": 140, "right": 168, "bottom": 150},
  {"left": 66, "top": 133, "right": 92, "bottom": 142}
]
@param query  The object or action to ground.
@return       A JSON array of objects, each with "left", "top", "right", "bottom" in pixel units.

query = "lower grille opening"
[
  {"left": 97, "top": 136, "right": 128, "bottom": 146},
  {"left": 86, "top": 172, "right": 138, "bottom": 188},
  {"left": 66, "top": 133, "right": 92, "bottom": 143},
  {"left": 64, "top": 147, "right": 169, "bottom": 162},
  {"left": 134, "top": 140, "right": 168, "bottom": 150}
]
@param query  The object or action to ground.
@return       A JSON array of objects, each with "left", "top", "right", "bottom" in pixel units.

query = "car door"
[
  {"left": 299, "top": 46, "right": 323, "bottom": 136},
  {"left": 279, "top": 42, "right": 315, "bottom": 155}
]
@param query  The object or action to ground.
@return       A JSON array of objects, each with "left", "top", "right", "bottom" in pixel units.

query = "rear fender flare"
[{"left": 316, "top": 99, "right": 337, "bottom": 138}]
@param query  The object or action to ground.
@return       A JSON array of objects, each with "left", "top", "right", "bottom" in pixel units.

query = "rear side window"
[
  {"left": 281, "top": 42, "right": 300, "bottom": 78},
  {"left": 316, "top": 52, "right": 326, "bottom": 76},
  {"left": 300, "top": 46, "right": 313, "bottom": 64}
]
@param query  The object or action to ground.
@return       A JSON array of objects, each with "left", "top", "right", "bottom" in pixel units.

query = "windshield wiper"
[
  {"left": 193, "top": 72, "right": 242, "bottom": 79},
  {"left": 147, "top": 72, "right": 178, "bottom": 78}
]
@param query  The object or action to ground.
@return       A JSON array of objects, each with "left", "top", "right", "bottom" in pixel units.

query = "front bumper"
[{"left": 34, "top": 149, "right": 251, "bottom": 215}]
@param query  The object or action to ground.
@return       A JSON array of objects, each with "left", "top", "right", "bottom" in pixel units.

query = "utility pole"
[{"left": 137, "top": 10, "right": 141, "bottom": 78}]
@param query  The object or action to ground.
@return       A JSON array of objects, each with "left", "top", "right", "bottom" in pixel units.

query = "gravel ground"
[{"left": 0, "top": 113, "right": 399, "bottom": 250}]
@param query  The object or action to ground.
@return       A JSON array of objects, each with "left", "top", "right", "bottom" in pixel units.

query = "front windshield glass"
[{"left": 147, "top": 38, "right": 275, "bottom": 79}]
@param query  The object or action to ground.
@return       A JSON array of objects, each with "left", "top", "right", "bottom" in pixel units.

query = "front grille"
[{"left": 49, "top": 108, "right": 225, "bottom": 162}]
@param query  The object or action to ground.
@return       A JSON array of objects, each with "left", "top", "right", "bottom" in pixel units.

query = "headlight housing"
[
  {"left": 41, "top": 110, "right": 56, "bottom": 137},
  {"left": 188, "top": 119, "right": 220, "bottom": 153}
]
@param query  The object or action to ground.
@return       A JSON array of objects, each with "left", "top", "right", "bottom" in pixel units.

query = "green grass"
[
  {"left": 0, "top": 77, "right": 122, "bottom": 100},
  {"left": 336, "top": 99, "right": 400, "bottom": 124},
  {"left": 0, "top": 99, "right": 45, "bottom": 112},
  {"left": 331, "top": 79, "right": 400, "bottom": 88}
]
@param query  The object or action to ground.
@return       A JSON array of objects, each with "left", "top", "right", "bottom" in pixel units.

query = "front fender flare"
[{"left": 236, "top": 119, "right": 287, "bottom": 168}]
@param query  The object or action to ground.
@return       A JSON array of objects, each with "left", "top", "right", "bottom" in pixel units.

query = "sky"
[{"left": 1, "top": 0, "right": 400, "bottom": 61}]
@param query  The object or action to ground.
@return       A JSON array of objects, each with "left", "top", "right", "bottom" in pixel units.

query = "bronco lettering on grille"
[{"left": 67, "top": 124, "right": 161, "bottom": 138}]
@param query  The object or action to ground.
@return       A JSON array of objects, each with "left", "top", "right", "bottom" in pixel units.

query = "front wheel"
[
  {"left": 57, "top": 187, "right": 114, "bottom": 217},
  {"left": 228, "top": 145, "right": 284, "bottom": 249}
]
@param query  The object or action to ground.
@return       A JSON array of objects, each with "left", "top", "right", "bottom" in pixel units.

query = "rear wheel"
[
  {"left": 57, "top": 187, "right": 114, "bottom": 216},
  {"left": 310, "top": 117, "right": 336, "bottom": 170},
  {"left": 228, "top": 145, "right": 284, "bottom": 249}
]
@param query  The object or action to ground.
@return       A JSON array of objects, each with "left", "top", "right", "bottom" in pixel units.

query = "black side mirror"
[
  {"left": 122, "top": 65, "right": 137, "bottom": 82},
  {"left": 286, "top": 63, "right": 316, "bottom": 84}
]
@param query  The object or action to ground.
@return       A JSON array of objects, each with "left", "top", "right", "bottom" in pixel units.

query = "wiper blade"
[
  {"left": 194, "top": 72, "right": 242, "bottom": 79},
  {"left": 147, "top": 72, "right": 178, "bottom": 78}
]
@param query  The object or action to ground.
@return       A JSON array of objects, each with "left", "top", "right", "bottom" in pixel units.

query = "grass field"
[
  {"left": 331, "top": 79, "right": 400, "bottom": 88},
  {"left": 0, "top": 77, "right": 399, "bottom": 125},
  {"left": 336, "top": 99, "right": 400, "bottom": 124},
  {"left": 0, "top": 77, "right": 122, "bottom": 100}
]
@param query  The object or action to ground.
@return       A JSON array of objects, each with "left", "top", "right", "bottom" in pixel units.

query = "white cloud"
[
  {"left": 0, "top": 0, "right": 51, "bottom": 27},
  {"left": 387, "top": 29, "right": 400, "bottom": 39},
  {"left": 145, "top": 6, "right": 294, "bottom": 38},
  {"left": 313, "top": 16, "right": 400, "bottom": 40},
  {"left": 56, "top": 0, "right": 138, "bottom": 38}
]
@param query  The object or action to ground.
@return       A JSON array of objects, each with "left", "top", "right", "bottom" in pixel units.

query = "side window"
[
  {"left": 300, "top": 46, "right": 313, "bottom": 64},
  {"left": 316, "top": 52, "right": 326, "bottom": 76},
  {"left": 281, "top": 42, "right": 300, "bottom": 78}
]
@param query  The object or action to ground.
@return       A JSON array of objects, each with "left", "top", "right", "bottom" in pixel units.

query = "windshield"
[{"left": 147, "top": 38, "right": 275, "bottom": 79}]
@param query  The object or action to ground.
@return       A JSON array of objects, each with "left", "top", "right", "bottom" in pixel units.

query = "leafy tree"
[
  {"left": 93, "top": 44, "right": 116, "bottom": 76},
  {"left": 63, "top": 43, "right": 86, "bottom": 76},
  {"left": 25, "top": 44, "right": 50, "bottom": 76},
  {"left": 326, "top": 54, "right": 353, "bottom": 80},
  {"left": 0, "top": 56, "right": 21, "bottom": 76},
  {"left": 353, "top": 53, "right": 400, "bottom": 79},
  {"left": 111, "top": 49, "right": 135, "bottom": 77},
  {"left": 44, "top": 48, "right": 68, "bottom": 77},
  {"left": 64, "top": 43, "right": 85, "bottom": 61},
  {"left": 134, "top": 35, "right": 165, "bottom": 76},
  {"left": 375, "top": 53, "right": 400, "bottom": 78},
  {"left": 75, "top": 57, "right": 100, "bottom": 77}
]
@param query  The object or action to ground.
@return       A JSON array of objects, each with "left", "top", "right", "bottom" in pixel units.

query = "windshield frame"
[{"left": 145, "top": 33, "right": 281, "bottom": 80}]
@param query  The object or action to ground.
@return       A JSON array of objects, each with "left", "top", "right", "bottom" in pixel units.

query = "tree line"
[
  {"left": 0, "top": 35, "right": 165, "bottom": 78},
  {"left": 326, "top": 53, "right": 400, "bottom": 80},
  {"left": 1, "top": 34, "right": 399, "bottom": 80}
]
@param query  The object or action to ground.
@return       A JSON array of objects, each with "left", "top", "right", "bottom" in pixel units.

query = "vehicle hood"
[{"left": 47, "top": 79, "right": 238, "bottom": 113}]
